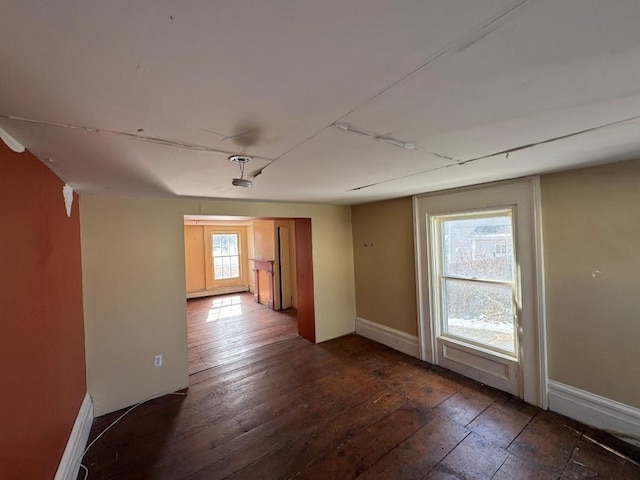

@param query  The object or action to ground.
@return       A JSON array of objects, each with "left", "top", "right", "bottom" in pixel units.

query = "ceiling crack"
[
  {"left": 0, "top": 113, "right": 277, "bottom": 162},
  {"left": 255, "top": 0, "right": 531, "bottom": 177},
  {"left": 335, "top": 0, "right": 531, "bottom": 125},
  {"left": 347, "top": 113, "right": 640, "bottom": 192},
  {"left": 460, "top": 113, "right": 640, "bottom": 164}
]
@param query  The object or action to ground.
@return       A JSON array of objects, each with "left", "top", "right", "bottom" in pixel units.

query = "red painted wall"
[{"left": 0, "top": 141, "right": 86, "bottom": 478}]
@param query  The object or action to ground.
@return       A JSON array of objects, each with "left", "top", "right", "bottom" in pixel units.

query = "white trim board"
[
  {"left": 186, "top": 285, "right": 249, "bottom": 299},
  {"left": 413, "top": 177, "right": 545, "bottom": 407},
  {"left": 532, "top": 176, "right": 549, "bottom": 410},
  {"left": 55, "top": 392, "right": 94, "bottom": 480},
  {"left": 355, "top": 317, "right": 420, "bottom": 358},
  {"left": 548, "top": 380, "right": 640, "bottom": 448}
]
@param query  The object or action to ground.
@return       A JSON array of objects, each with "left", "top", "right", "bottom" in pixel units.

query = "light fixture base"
[
  {"left": 229, "top": 155, "right": 254, "bottom": 187},
  {"left": 229, "top": 155, "right": 253, "bottom": 165},
  {"left": 232, "top": 177, "right": 253, "bottom": 188}
]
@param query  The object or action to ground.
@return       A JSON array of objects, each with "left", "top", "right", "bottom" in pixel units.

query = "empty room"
[{"left": 2, "top": 1, "right": 640, "bottom": 479}]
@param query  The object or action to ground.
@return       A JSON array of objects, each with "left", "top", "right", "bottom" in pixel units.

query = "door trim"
[
  {"left": 532, "top": 176, "right": 549, "bottom": 409},
  {"left": 413, "top": 177, "right": 547, "bottom": 407},
  {"left": 294, "top": 218, "right": 315, "bottom": 343}
]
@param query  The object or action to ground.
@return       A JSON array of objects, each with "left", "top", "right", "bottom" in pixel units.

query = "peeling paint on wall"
[
  {"left": 63, "top": 184, "right": 74, "bottom": 217},
  {"left": 0, "top": 126, "right": 25, "bottom": 153}
]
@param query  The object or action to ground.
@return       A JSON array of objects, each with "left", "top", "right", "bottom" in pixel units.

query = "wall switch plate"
[{"left": 154, "top": 354, "right": 163, "bottom": 367}]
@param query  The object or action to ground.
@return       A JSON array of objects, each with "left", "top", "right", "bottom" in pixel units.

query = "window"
[
  {"left": 434, "top": 209, "right": 517, "bottom": 355},
  {"left": 212, "top": 233, "right": 240, "bottom": 280}
]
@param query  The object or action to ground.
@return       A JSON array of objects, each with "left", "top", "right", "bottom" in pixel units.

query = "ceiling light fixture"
[{"left": 229, "top": 155, "right": 253, "bottom": 188}]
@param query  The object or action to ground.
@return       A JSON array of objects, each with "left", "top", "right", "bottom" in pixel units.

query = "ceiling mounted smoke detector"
[{"left": 229, "top": 155, "right": 253, "bottom": 188}]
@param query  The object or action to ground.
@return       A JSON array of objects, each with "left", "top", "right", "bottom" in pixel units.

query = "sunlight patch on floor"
[{"left": 207, "top": 295, "right": 243, "bottom": 322}]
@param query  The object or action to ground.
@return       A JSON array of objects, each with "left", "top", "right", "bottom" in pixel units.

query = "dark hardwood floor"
[{"left": 80, "top": 293, "right": 640, "bottom": 479}]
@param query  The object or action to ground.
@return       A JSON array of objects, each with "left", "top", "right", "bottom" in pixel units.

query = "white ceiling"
[{"left": 2, "top": 0, "right": 640, "bottom": 205}]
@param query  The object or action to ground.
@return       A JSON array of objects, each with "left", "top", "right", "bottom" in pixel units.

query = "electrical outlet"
[{"left": 154, "top": 354, "right": 163, "bottom": 367}]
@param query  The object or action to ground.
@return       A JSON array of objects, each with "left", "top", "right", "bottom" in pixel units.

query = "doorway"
[
  {"left": 414, "top": 178, "right": 546, "bottom": 406},
  {"left": 183, "top": 215, "right": 316, "bottom": 344}
]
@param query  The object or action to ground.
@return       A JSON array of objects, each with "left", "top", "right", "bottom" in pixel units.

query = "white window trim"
[
  {"left": 212, "top": 232, "right": 241, "bottom": 281},
  {"left": 413, "top": 177, "right": 547, "bottom": 408},
  {"left": 432, "top": 207, "right": 518, "bottom": 357}
]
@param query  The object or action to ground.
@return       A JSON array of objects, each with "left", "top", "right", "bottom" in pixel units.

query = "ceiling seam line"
[
  {"left": 0, "top": 113, "right": 278, "bottom": 162},
  {"left": 460, "top": 113, "right": 640, "bottom": 164},
  {"left": 332, "top": 0, "right": 531, "bottom": 124},
  {"left": 348, "top": 112, "right": 640, "bottom": 191},
  {"left": 256, "top": 0, "right": 531, "bottom": 176}
]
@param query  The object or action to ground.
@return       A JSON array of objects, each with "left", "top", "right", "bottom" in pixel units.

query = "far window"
[{"left": 212, "top": 233, "right": 240, "bottom": 280}]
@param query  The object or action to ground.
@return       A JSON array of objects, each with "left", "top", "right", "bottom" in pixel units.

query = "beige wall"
[
  {"left": 252, "top": 219, "right": 276, "bottom": 260},
  {"left": 351, "top": 197, "right": 418, "bottom": 336},
  {"left": 184, "top": 225, "right": 206, "bottom": 292},
  {"left": 251, "top": 219, "right": 276, "bottom": 306},
  {"left": 351, "top": 159, "right": 640, "bottom": 410},
  {"left": 81, "top": 195, "right": 355, "bottom": 415},
  {"left": 541, "top": 160, "right": 640, "bottom": 409}
]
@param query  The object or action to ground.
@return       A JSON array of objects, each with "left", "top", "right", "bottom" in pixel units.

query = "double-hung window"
[
  {"left": 433, "top": 209, "right": 517, "bottom": 355},
  {"left": 212, "top": 233, "right": 240, "bottom": 280}
]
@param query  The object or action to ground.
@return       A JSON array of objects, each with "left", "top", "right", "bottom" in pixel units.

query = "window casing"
[
  {"left": 203, "top": 226, "right": 248, "bottom": 290},
  {"left": 212, "top": 233, "right": 240, "bottom": 280},
  {"left": 432, "top": 208, "right": 518, "bottom": 356}
]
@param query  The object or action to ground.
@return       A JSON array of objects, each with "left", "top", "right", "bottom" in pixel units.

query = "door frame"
[
  {"left": 183, "top": 216, "right": 316, "bottom": 344},
  {"left": 413, "top": 177, "right": 548, "bottom": 408},
  {"left": 294, "top": 218, "right": 316, "bottom": 343}
]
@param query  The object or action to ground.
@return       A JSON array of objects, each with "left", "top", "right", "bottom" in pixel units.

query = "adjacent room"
[
  {"left": 183, "top": 216, "right": 309, "bottom": 376},
  {"left": 2, "top": 1, "right": 640, "bottom": 479}
]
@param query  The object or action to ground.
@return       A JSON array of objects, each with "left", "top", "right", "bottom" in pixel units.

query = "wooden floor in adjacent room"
[{"left": 80, "top": 293, "right": 640, "bottom": 479}]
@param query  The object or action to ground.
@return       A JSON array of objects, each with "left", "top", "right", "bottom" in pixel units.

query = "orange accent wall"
[{"left": 0, "top": 142, "right": 87, "bottom": 478}]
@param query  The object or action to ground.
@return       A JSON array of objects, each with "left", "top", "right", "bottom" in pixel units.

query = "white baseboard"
[
  {"left": 355, "top": 317, "right": 420, "bottom": 358},
  {"left": 55, "top": 392, "right": 94, "bottom": 480},
  {"left": 548, "top": 380, "right": 640, "bottom": 447},
  {"left": 186, "top": 285, "right": 249, "bottom": 299}
]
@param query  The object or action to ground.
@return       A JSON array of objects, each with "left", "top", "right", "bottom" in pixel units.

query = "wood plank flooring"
[{"left": 80, "top": 293, "right": 640, "bottom": 479}]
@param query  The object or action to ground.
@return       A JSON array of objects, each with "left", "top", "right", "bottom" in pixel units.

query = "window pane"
[
  {"left": 230, "top": 257, "right": 239, "bottom": 277},
  {"left": 212, "top": 233, "right": 241, "bottom": 280},
  {"left": 230, "top": 235, "right": 238, "bottom": 255},
  {"left": 213, "top": 235, "right": 222, "bottom": 257},
  {"left": 442, "top": 215, "right": 514, "bottom": 282},
  {"left": 443, "top": 278, "right": 515, "bottom": 353},
  {"left": 222, "top": 256, "right": 230, "bottom": 277},
  {"left": 213, "top": 257, "right": 223, "bottom": 279},
  {"left": 221, "top": 235, "right": 229, "bottom": 256}
]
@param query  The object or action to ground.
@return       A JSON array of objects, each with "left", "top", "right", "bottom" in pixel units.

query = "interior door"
[
  {"left": 415, "top": 178, "right": 543, "bottom": 405},
  {"left": 278, "top": 226, "right": 292, "bottom": 309}
]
